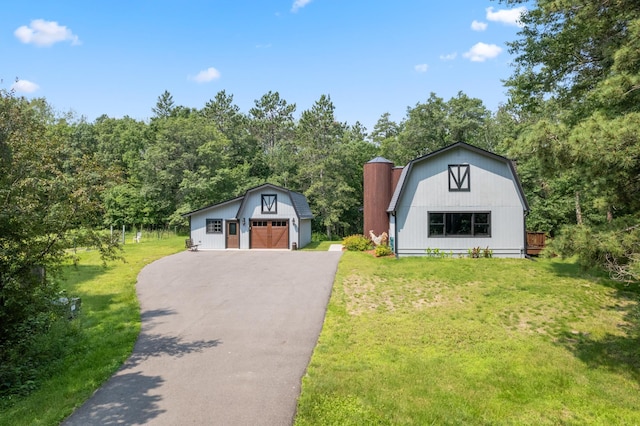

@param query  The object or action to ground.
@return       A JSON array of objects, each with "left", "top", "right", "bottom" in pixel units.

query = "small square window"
[
  {"left": 206, "top": 219, "right": 222, "bottom": 234},
  {"left": 262, "top": 194, "right": 277, "bottom": 214}
]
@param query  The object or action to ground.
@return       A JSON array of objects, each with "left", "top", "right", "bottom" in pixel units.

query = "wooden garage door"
[{"left": 250, "top": 220, "right": 289, "bottom": 249}]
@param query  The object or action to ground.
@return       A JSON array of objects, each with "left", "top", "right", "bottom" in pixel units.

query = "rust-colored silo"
[{"left": 363, "top": 157, "right": 393, "bottom": 237}]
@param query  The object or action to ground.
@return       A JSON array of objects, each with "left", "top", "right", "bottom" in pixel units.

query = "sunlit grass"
[
  {"left": 0, "top": 235, "right": 184, "bottom": 426},
  {"left": 296, "top": 253, "right": 640, "bottom": 425},
  {"left": 301, "top": 240, "right": 342, "bottom": 251}
]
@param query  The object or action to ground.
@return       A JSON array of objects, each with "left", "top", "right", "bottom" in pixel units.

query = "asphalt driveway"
[{"left": 63, "top": 250, "right": 342, "bottom": 425}]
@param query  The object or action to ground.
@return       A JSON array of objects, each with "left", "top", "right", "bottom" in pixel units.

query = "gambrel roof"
[
  {"left": 387, "top": 141, "right": 529, "bottom": 213},
  {"left": 182, "top": 183, "right": 313, "bottom": 219},
  {"left": 236, "top": 183, "right": 314, "bottom": 219}
]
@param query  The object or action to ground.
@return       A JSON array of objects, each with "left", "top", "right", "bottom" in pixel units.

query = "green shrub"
[
  {"left": 549, "top": 222, "right": 640, "bottom": 282},
  {"left": 311, "top": 232, "right": 330, "bottom": 242},
  {"left": 342, "top": 235, "right": 372, "bottom": 251},
  {"left": 0, "top": 306, "right": 79, "bottom": 399},
  {"left": 426, "top": 248, "right": 451, "bottom": 258},
  {"left": 468, "top": 247, "right": 492, "bottom": 258},
  {"left": 374, "top": 245, "right": 393, "bottom": 257}
]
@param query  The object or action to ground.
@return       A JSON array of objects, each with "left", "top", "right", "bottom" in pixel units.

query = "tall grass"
[
  {"left": 0, "top": 235, "right": 184, "bottom": 426},
  {"left": 296, "top": 253, "right": 640, "bottom": 425}
]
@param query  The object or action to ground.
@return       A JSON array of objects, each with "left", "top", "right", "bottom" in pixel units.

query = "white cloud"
[
  {"left": 189, "top": 67, "right": 221, "bottom": 83},
  {"left": 414, "top": 64, "right": 429, "bottom": 73},
  {"left": 471, "top": 20, "right": 487, "bottom": 31},
  {"left": 440, "top": 52, "right": 457, "bottom": 61},
  {"left": 11, "top": 79, "right": 40, "bottom": 93},
  {"left": 14, "top": 19, "right": 80, "bottom": 47},
  {"left": 463, "top": 42, "right": 502, "bottom": 62},
  {"left": 486, "top": 6, "right": 526, "bottom": 27},
  {"left": 291, "top": 0, "right": 312, "bottom": 13}
]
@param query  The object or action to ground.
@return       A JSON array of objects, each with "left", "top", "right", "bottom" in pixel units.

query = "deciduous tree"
[{"left": 0, "top": 91, "right": 119, "bottom": 378}]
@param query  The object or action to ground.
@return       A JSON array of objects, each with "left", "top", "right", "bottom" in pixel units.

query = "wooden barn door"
[
  {"left": 250, "top": 220, "right": 289, "bottom": 249},
  {"left": 269, "top": 221, "right": 289, "bottom": 249}
]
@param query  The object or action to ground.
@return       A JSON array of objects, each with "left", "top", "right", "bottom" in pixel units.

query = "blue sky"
[{"left": 1, "top": 1, "right": 528, "bottom": 131}]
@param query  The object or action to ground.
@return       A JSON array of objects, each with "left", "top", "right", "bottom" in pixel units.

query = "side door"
[{"left": 226, "top": 220, "right": 240, "bottom": 248}]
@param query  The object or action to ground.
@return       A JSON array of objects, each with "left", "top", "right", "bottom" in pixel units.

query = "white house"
[
  {"left": 183, "top": 183, "right": 313, "bottom": 250},
  {"left": 364, "top": 142, "right": 530, "bottom": 258}
]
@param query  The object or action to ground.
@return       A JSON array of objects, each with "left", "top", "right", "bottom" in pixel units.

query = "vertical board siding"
[
  {"left": 395, "top": 148, "right": 526, "bottom": 257},
  {"left": 190, "top": 200, "right": 242, "bottom": 249},
  {"left": 190, "top": 187, "right": 308, "bottom": 250},
  {"left": 241, "top": 188, "right": 299, "bottom": 219},
  {"left": 243, "top": 188, "right": 299, "bottom": 250},
  {"left": 299, "top": 219, "right": 312, "bottom": 248}
]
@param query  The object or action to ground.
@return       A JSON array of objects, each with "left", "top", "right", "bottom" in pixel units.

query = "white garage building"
[{"left": 183, "top": 183, "right": 313, "bottom": 250}]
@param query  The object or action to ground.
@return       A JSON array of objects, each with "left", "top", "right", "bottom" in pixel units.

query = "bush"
[
  {"left": 0, "top": 303, "right": 79, "bottom": 399},
  {"left": 312, "top": 232, "right": 330, "bottom": 242},
  {"left": 342, "top": 234, "right": 372, "bottom": 251},
  {"left": 549, "top": 222, "right": 640, "bottom": 282},
  {"left": 374, "top": 245, "right": 393, "bottom": 257}
]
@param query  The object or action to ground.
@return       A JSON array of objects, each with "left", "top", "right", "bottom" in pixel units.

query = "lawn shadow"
[
  {"left": 555, "top": 277, "right": 640, "bottom": 383},
  {"left": 60, "top": 263, "right": 111, "bottom": 288},
  {"left": 545, "top": 259, "right": 609, "bottom": 282}
]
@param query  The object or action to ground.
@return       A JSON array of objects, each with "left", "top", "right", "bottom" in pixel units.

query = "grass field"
[
  {"left": 301, "top": 240, "right": 342, "bottom": 251},
  {"left": 0, "top": 235, "right": 184, "bottom": 426},
  {"left": 295, "top": 253, "right": 640, "bottom": 425}
]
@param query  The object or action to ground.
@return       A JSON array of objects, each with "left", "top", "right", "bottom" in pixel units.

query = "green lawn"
[
  {"left": 0, "top": 235, "right": 184, "bottom": 426},
  {"left": 295, "top": 253, "right": 640, "bottom": 425},
  {"left": 301, "top": 240, "right": 343, "bottom": 251}
]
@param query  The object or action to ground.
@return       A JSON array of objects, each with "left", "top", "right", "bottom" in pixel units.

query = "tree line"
[{"left": 3, "top": 88, "right": 519, "bottom": 240}]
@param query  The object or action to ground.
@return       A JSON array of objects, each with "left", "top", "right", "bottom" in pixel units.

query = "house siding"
[
  {"left": 395, "top": 148, "right": 526, "bottom": 258},
  {"left": 188, "top": 185, "right": 313, "bottom": 250},
  {"left": 190, "top": 200, "right": 242, "bottom": 249},
  {"left": 299, "top": 219, "right": 312, "bottom": 248},
  {"left": 240, "top": 187, "right": 300, "bottom": 249},
  {"left": 241, "top": 187, "right": 299, "bottom": 220}
]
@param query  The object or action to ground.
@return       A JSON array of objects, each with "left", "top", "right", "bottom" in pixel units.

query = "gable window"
[
  {"left": 428, "top": 212, "right": 491, "bottom": 237},
  {"left": 206, "top": 219, "right": 222, "bottom": 234},
  {"left": 449, "top": 164, "right": 470, "bottom": 191},
  {"left": 262, "top": 194, "right": 277, "bottom": 214}
]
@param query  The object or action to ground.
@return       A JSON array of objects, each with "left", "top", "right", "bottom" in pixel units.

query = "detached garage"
[{"left": 183, "top": 183, "right": 313, "bottom": 250}]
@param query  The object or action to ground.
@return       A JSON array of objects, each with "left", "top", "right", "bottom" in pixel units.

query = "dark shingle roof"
[{"left": 289, "top": 190, "right": 314, "bottom": 219}]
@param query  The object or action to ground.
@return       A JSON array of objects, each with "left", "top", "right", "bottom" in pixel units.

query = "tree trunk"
[
  {"left": 575, "top": 191, "right": 583, "bottom": 225},
  {"left": 607, "top": 206, "right": 613, "bottom": 223}
]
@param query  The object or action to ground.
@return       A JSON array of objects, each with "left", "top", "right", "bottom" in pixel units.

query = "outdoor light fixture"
[
  {"left": 242, "top": 218, "right": 246, "bottom": 226},
  {"left": 292, "top": 217, "right": 296, "bottom": 225}
]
